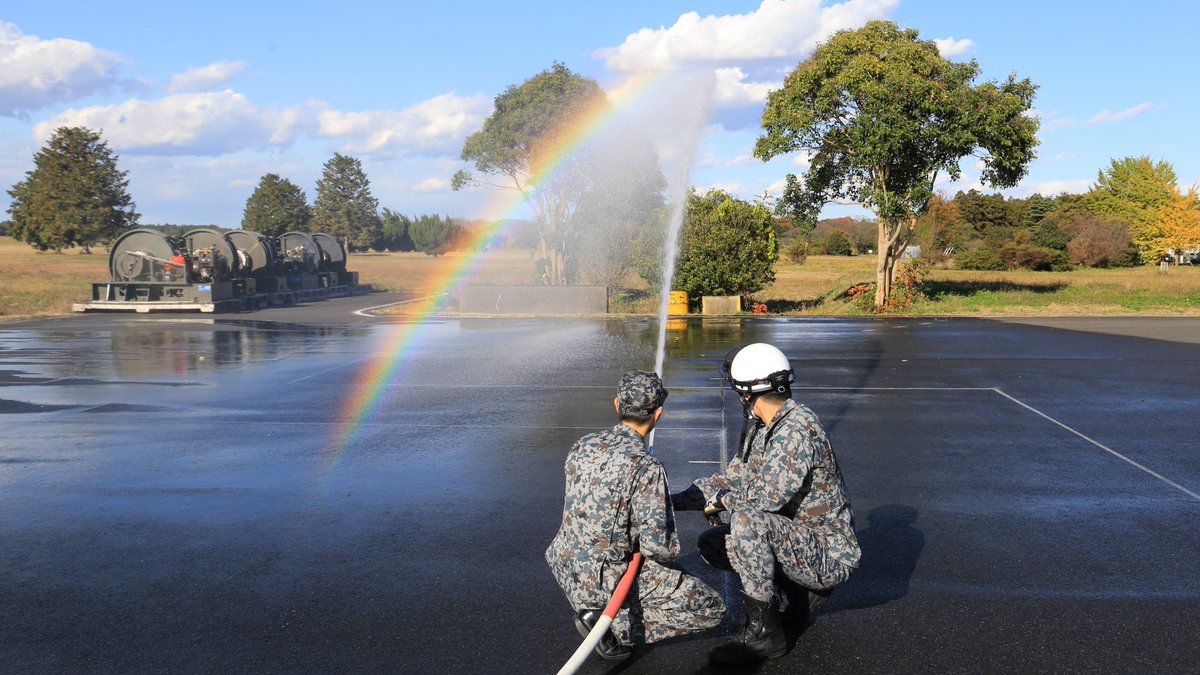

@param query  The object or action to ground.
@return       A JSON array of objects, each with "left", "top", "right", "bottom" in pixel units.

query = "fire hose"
[{"left": 555, "top": 552, "right": 643, "bottom": 675}]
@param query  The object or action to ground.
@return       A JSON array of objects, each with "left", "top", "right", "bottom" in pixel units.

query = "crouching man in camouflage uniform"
[
  {"left": 546, "top": 370, "right": 725, "bottom": 661},
  {"left": 672, "top": 343, "right": 861, "bottom": 665}
]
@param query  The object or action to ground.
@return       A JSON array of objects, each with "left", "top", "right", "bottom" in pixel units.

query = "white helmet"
[{"left": 727, "top": 343, "right": 795, "bottom": 394}]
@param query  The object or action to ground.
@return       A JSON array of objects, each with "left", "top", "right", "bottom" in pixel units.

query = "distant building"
[{"left": 901, "top": 245, "right": 921, "bottom": 259}]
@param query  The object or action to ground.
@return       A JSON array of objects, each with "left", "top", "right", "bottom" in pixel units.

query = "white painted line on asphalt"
[
  {"left": 353, "top": 294, "right": 447, "bottom": 316},
  {"left": 688, "top": 460, "right": 722, "bottom": 464},
  {"left": 994, "top": 388, "right": 1200, "bottom": 502},
  {"left": 288, "top": 357, "right": 369, "bottom": 384}
]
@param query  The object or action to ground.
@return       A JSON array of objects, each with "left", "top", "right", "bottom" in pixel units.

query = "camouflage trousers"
[
  {"left": 718, "top": 508, "right": 854, "bottom": 602},
  {"left": 567, "top": 558, "right": 726, "bottom": 646}
]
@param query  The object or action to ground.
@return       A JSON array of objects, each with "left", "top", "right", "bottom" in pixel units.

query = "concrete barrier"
[
  {"left": 702, "top": 295, "right": 741, "bottom": 315},
  {"left": 458, "top": 285, "right": 607, "bottom": 315}
]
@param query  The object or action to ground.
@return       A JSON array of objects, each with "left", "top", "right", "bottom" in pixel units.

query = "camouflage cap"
[{"left": 617, "top": 370, "right": 668, "bottom": 416}]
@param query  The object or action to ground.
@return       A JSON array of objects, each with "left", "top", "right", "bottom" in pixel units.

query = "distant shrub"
[
  {"left": 1064, "top": 216, "right": 1138, "bottom": 268},
  {"left": 784, "top": 238, "right": 809, "bottom": 264},
  {"left": 954, "top": 246, "right": 1005, "bottom": 270},
  {"left": 998, "top": 240, "right": 1069, "bottom": 271},
  {"left": 823, "top": 230, "right": 852, "bottom": 256}
]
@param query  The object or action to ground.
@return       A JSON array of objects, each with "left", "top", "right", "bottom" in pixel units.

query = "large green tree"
[
  {"left": 242, "top": 173, "right": 310, "bottom": 238},
  {"left": 452, "top": 62, "right": 610, "bottom": 285},
  {"left": 311, "top": 153, "right": 380, "bottom": 251},
  {"left": 1085, "top": 156, "right": 1191, "bottom": 262},
  {"left": 755, "top": 20, "right": 1039, "bottom": 307},
  {"left": 7, "top": 126, "right": 138, "bottom": 252},
  {"left": 669, "top": 189, "right": 778, "bottom": 298}
]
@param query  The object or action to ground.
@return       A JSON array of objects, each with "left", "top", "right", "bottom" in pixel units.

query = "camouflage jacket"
[
  {"left": 696, "top": 398, "right": 860, "bottom": 568},
  {"left": 545, "top": 424, "right": 679, "bottom": 605}
]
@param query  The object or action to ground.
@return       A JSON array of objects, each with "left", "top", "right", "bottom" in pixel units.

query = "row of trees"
[
  {"left": 3, "top": 127, "right": 462, "bottom": 257},
  {"left": 11, "top": 20, "right": 1195, "bottom": 308},
  {"left": 452, "top": 21, "right": 1044, "bottom": 307},
  {"left": 241, "top": 163, "right": 461, "bottom": 256},
  {"left": 794, "top": 155, "right": 1200, "bottom": 271},
  {"left": 930, "top": 156, "right": 1200, "bottom": 269}
]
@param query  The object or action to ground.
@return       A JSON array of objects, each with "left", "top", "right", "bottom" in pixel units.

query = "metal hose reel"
[
  {"left": 182, "top": 229, "right": 237, "bottom": 283},
  {"left": 225, "top": 230, "right": 277, "bottom": 277},
  {"left": 311, "top": 232, "right": 347, "bottom": 272},
  {"left": 109, "top": 228, "right": 183, "bottom": 283},
  {"left": 278, "top": 231, "right": 320, "bottom": 274}
]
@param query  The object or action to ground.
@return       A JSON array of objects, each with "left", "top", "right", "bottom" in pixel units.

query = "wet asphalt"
[{"left": 1, "top": 294, "right": 1197, "bottom": 674}]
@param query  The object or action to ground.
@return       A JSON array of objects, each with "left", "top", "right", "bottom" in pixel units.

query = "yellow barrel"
[{"left": 668, "top": 290, "right": 688, "bottom": 315}]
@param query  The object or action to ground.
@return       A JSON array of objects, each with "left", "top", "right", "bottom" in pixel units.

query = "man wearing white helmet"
[{"left": 672, "top": 343, "right": 861, "bottom": 664}]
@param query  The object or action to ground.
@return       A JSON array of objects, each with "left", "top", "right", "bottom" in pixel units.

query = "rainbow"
[{"left": 322, "top": 71, "right": 673, "bottom": 472}]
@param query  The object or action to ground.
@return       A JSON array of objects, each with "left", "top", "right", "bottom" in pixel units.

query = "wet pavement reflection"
[{"left": 0, "top": 308, "right": 1198, "bottom": 673}]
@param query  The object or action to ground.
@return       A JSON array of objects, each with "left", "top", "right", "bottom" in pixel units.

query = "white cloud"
[
  {"left": 167, "top": 61, "right": 247, "bottom": 93},
  {"left": 696, "top": 148, "right": 721, "bottom": 168},
  {"left": 698, "top": 180, "right": 746, "bottom": 195},
  {"left": 596, "top": 0, "right": 897, "bottom": 73},
  {"left": 33, "top": 89, "right": 490, "bottom": 159},
  {"left": 1028, "top": 179, "right": 1091, "bottom": 195},
  {"left": 933, "top": 37, "right": 973, "bottom": 57},
  {"left": 765, "top": 177, "right": 790, "bottom": 194},
  {"left": 1044, "top": 117, "right": 1077, "bottom": 132},
  {"left": 0, "top": 22, "right": 126, "bottom": 117},
  {"left": 34, "top": 90, "right": 317, "bottom": 155},
  {"left": 317, "top": 92, "right": 491, "bottom": 155},
  {"left": 1086, "top": 102, "right": 1152, "bottom": 126},
  {"left": 712, "top": 67, "right": 773, "bottom": 107},
  {"left": 413, "top": 177, "right": 450, "bottom": 192}
]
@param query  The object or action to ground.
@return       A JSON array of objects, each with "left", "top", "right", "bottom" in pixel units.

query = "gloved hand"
[
  {"left": 703, "top": 489, "right": 730, "bottom": 525},
  {"left": 670, "top": 484, "right": 706, "bottom": 511}
]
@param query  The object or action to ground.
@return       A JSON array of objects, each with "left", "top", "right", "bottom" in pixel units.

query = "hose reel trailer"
[{"left": 74, "top": 227, "right": 365, "bottom": 313}]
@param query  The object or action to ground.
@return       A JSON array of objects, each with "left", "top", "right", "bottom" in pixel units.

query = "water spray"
[
  {"left": 648, "top": 69, "right": 716, "bottom": 449},
  {"left": 556, "top": 552, "right": 644, "bottom": 675},
  {"left": 653, "top": 70, "right": 716, "bottom": 378}
]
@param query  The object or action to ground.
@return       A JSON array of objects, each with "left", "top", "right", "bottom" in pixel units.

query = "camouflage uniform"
[
  {"left": 545, "top": 372, "right": 725, "bottom": 645},
  {"left": 695, "top": 398, "right": 860, "bottom": 601}
]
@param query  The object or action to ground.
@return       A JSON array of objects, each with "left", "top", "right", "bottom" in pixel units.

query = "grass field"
[{"left": 2, "top": 235, "right": 1198, "bottom": 320}]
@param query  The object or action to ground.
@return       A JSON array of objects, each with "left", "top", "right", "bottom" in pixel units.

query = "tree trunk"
[
  {"left": 874, "top": 219, "right": 896, "bottom": 308},
  {"left": 874, "top": 215, "right": 916, "bottom": 308},
  {"left": 874, "top": 245, "right": 890, "bottom": 308}
]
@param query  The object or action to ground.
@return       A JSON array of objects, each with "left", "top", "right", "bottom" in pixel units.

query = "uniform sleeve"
[
  {"left": 725, "top": 421, "right": 813, "bottom": 513},
  {"left": 694, "top": 456, "right": 741, "bottom": 498},
  {"left": 630, "top": 459, "right": 680, "bottom": 563},
  {"left": 694, "top": 423, "right": 758, "bottom": 499}
]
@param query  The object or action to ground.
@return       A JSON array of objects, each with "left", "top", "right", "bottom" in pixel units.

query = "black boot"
[
  {"left": 574, "top": 609, "right": 632, "bottom": 661},
  {"left": 780, "top": 578, "right": 833, "bottom": 625},
  {"left": 708, "top": 592, "right": 787, "bottom": 664}
]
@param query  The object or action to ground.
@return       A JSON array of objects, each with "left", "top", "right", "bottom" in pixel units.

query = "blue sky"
[{"left": 3, "top": 0, "right": 1198, "bottom": 227}]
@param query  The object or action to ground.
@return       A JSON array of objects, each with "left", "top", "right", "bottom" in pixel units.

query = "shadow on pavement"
[{"left": 823, "top": 504, "right": 924, "bottom": 613}]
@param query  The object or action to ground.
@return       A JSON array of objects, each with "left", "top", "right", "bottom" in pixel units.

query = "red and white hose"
[{"left": 556, "top": 552, "right": 643, "bottom": 675}]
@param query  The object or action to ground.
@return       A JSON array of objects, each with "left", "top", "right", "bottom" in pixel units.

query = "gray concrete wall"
[
  {"left": 702, "top": 295, "right": 741, "bottom": 315},
  {"left": 458, "top": 285, "right": 607, "bottom": 314}
]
